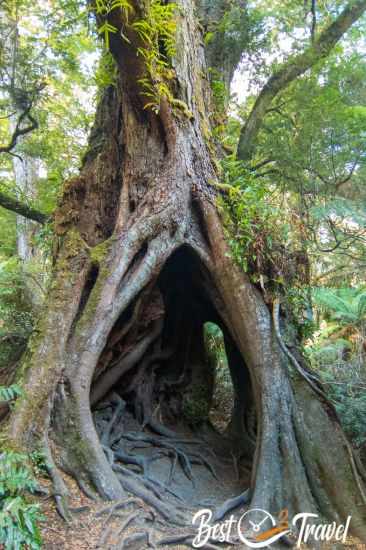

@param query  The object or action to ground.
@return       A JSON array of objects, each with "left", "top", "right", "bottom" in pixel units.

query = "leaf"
[{"left": 97, "top": 22, "right": 118, "bottom": 50}]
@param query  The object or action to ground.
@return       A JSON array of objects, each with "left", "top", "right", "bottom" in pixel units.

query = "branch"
[
  {"left": 0, "top": 106, "right": 38, "bottom": 154},
  {"left": 250, "top": 158, "right": 275, "bottom": 171},
  {"left": 0, "top": 189, "right": 47, "bottom": 223},
  {"left": 237, "top": 0, "right": 366, "bottom": 162}
]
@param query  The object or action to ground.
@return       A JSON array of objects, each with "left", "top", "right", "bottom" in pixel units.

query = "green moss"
[
  {"left": 182, "top": 384, "right": 210, "bottom": 424},
  {"left": 171, "top": 98, "right": 194, "bottom": 120},
  {"left": 89, "top": 237, "right": 113, "bottom": 265},
  {"left": 66, "top": 427, "right": 91, "bottom": 462},
  {"left": 75, "top": 243, "right": 113, "bottom": 331}
]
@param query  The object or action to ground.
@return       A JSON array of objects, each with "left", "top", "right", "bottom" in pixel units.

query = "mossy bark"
[{"left": 5, "top": 0, "right": 366, "bottom": 540}]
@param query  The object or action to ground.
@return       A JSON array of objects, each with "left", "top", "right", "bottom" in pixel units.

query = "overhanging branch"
[
  {"left": 0, "top": 190, "right": 48, "bottom": 224},
  {"left": 237, "top": 0, "right": 366, "bottom": 162},
  {"left": 0, "top": 107, "right": 38, "bottom": 155}
]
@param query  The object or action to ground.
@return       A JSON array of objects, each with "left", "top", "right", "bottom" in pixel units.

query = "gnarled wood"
[{"left": 5, "top": 0, "right": 366, "bottom": 542}]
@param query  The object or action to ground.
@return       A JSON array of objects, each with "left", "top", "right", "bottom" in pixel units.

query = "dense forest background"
[{"left": 0, "top": 0, "right": 365, "bottom": 547}]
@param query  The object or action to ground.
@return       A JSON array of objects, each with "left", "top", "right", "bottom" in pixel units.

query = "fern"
[
  {"left": 0, "top": 452, "right": 43, "bottom": 549},
  {"left": 132, "top": 0, "right": 177, "bottom": 112},
  {"left": 95, "top": 0, "right": 178, "bottom": 113},
  {"left": 313, "top": 287, "right": 366, "bottom": 327},
  {"left": 0, "top": 384, "right": 22, "bottom": 402},
  {"left": 96, "top": 0, "right": 133, "bottom": 49}
]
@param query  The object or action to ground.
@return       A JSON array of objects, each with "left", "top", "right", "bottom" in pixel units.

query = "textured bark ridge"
[{"left": 6, "top": 0, "right": 366, "bottom": 543}]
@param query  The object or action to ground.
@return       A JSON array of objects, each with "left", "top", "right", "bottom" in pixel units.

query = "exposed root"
[
  {"left": 272, "top": 299, "right": 327, "bottom": 400},
  {"left": 113, "top": 447, "right": 148, "bottom": 474},
  {"left": 90, "top": 319, "right": 163, "bottom": 406},
  {"left": 116, "top": 471, "right": 186, "bottom": 525},
  {"left": 147, "top": 418, "right": 182, "bottom": 439},
  {"left": 148, "top": 529, "right": 158, "bottom": 549},
  {"left": 157, "top": 533, "right": 224, "bottom": 549},
  {"left": 118, "top": 431, "right": 217, "bottom": 484},
  {"left": 88, "top": 308, "right": 256, "bottom": 541},
  {"left": 89, "top": 379, "right": 244, "bottom": 542},
  {"left": 101, "top": 394, "right": 126, "bottom": 446},
  {"left": 231, "top": 452, "right": 239, "bottom": 482},
  {"left": 167, "top": 451, "right": 178, "bottom": 485},
  {"left": 344, "top": 435, "right": 366, "bottom": 506},
  {"left": 115, "top": 509, "right": 141, "bottom": 545},
  {"left": 118, "top": 531, "right": 148, "bottom": 550},
  {"left": 212, "top": 488, "right": 252, "bottom": 521},
  {"left": 43, "top": 434, "right": 72, "bottom": 523},
  {"left": 95, "top": 497, "right": 142, "bottom": 517},
  {"left": 95, "top": 498, "right": 145, "bottom": 548},
  {"left": 273, "top": 300, "right": 366, "bottom": 508},
  {"left": 76, "top": 478, "right": 98, "bottom": 500}
]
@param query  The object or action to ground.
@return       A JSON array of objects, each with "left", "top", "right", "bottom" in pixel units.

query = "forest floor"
[
  {"left": 37, "top": 409, "right": 366, "bottom": 550},
  {"left": 38, "top": 477, "right": 366, "bottom": 550},
  {"left": 3, "top": 368, "right": 364, "bottom": 550},
  {"left": 39, "top": 412, "right": 251, "bottom": 550}
]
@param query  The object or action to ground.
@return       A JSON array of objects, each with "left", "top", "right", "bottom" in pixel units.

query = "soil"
[
  {"left": 38, "top": 475, "right": 366, "bottom": 550},
  {"left": 37, "top": 406, "right": 366, "bottom": 550}
]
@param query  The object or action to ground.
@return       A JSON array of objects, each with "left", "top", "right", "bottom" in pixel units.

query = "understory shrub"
[{"left": 0, "top": 451, "right": 43, "bottom": 549}]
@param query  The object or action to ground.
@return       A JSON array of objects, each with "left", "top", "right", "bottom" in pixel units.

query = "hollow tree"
[{"left": 4, "top": 0, "right": 366, "bottom": 540}]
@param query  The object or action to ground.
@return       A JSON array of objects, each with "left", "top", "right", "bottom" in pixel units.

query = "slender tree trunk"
[
  {"left": 10, "top": 113, "right": 44, "bottom": 311},
  {"left": 5, "top": 0, "right": 366, "bottom": 541}
]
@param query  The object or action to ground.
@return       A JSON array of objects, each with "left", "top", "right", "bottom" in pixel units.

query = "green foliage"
[
  {"left": 0, "top": 0, "right": 97, "bottom": 211},
  {"left": 95, "top": 50, "right": 118, "bottom": 90},
  {"left": 0, "top": 257, "right": 34, "bottom": 369},
  {"left": 0, "top": 384, "right": 22, "bottom": 402},
  {"left": 182, "top": 389, "right": 209, "bottom": 424},
  {"left": 203, "top": 1, "right": 266, "bottom": 80},
  {"left": 0, "top": 210, "right": 16, "bottom": 258},
  {"left": 95, "top": 0, "right": 178, "bottom": 113},
  {"left": 204, "top": 322, "right": 228, "bottom": 367},
  {"left": 305, "top": 286, "right": 366, "bottom": 448},
  {"left": 331, "top": 386, "right": 366, "bottom": 448},
  {"left": 209, "top": 69, "right": 229, "bottom": 125},
  {"left": 305, "top": 365, "right": 366, "bottom": 449},
  {"left": 285, "top": 287, "right": 316, "bottom": 341},
  {"left": 220, "top": 159, "right": 272, "bottom": 273},
  {"left": 0, "top": 0, "right": 96, "bottom": 377},
  {"left": 28, "top": 451, "right": 48, "bottom": 478},
  {"left": 0, "top": 451, "right": 43, "bottom": 549},
  {"left": 218, "top": 156, "right": 300, "bottom": 294},
  {"left": 307, "top": 287, "right": 366, "bottom": 371},
  {"left": 133, "top": 0, "right": 177, "bottom": 113},
  {"left": 96, "top": 0, "right": 133, "bottom": 48},
  {"left": 204, "top": 323, "right": 233, "bottom": 430},
  {"left": 241, "top": 48, "right": 366, "bottom": 285},
  {"left": 313, "top": 287, "right": 366, "bottom": 327}
]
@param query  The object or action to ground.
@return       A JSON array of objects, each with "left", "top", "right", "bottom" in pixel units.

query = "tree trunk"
[
  {"left": 5, "top": 0, "right": 366, "bottom": 541},
  {"left": 10, "top": 112, "right": 44, "bottom": 311}
]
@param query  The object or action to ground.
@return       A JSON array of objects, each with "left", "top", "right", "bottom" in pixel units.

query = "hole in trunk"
[
  {"left": 70, "top": 263, "right": 99, "bottom": 333},
  {"left": 90, "top": 246, "right": 256, "bottom": 512},
  {"left": 204, "top": 322, "right": 234, "bottom": 434}
]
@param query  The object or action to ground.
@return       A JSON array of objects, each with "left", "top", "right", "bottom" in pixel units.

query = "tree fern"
[{"left": 313, "top": 287, "right": 366, "bottom": 327}]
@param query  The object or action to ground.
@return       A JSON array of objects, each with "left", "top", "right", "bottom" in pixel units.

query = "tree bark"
[
  {"left": 5, "top": 0, "right": 366, "bottom": 541},
  {"left": 9, "top": 112, "right": 46, "bottom": 310}
]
